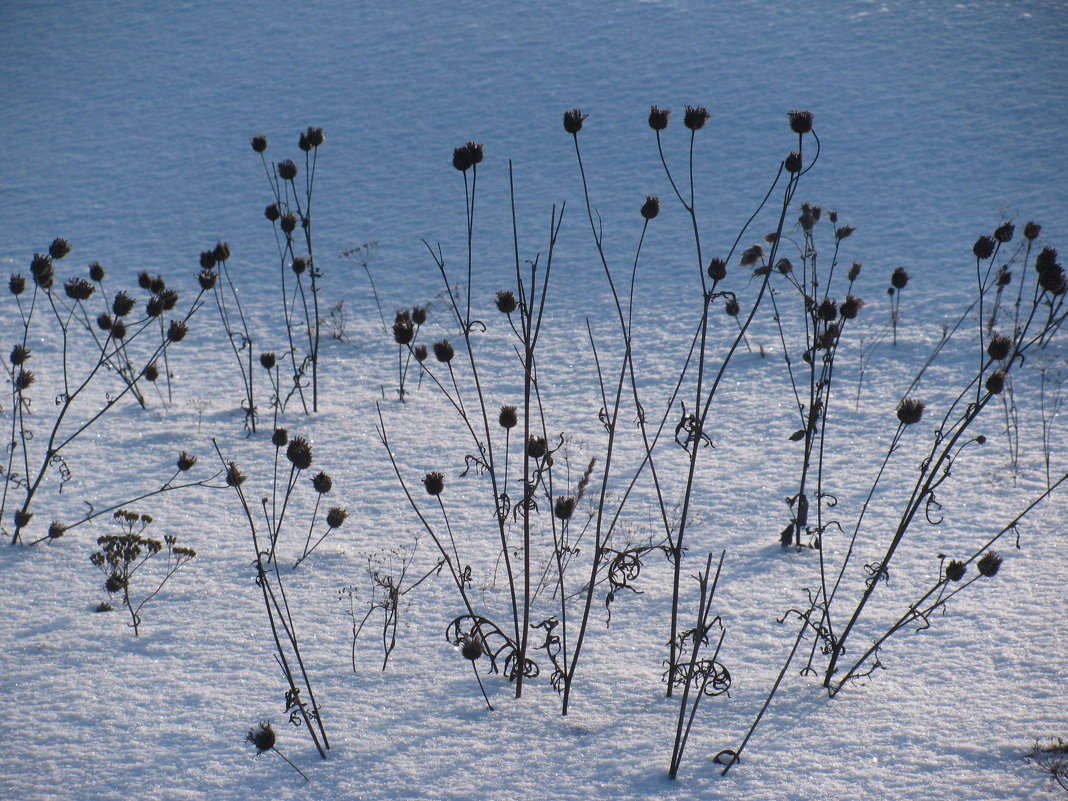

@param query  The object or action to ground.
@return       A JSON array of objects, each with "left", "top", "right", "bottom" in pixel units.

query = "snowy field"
[{"left": 2, "top": 2, "right": 1067, "bottom": 800}]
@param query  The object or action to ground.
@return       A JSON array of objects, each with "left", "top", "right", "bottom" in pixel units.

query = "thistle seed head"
[
  {"left": 433, "top": 339, "right": 455, "bottom": 363},
  {"left": 896, "top": 397, "right": 925, "bottom": 425},
  {"left": 311, "top": 471, "right": 333, "bottom": 494},
  {"left": 554, "top": 495, "right": 576, "bottom": 520},
  {"left": 166, "top": 320, "right": 188, "bottom": 342},
  {"left": 987, "top": 334, "right": 1012, "bottom": 361},
  {"left": 286, "top": 436, "right": 313, "bottom": 470},
  {"left": 460, "top": 633, "right": 484, "bottom": 661},
  {"left": 683, "top": 105, "right": 710, "bottom": 130},
  {"left": 177, "top": 451, "right": 197, "bottom": 471},
  {"left": 272, "top": 428, "right": 289, "bottom": 447},
  {"left": 973, "top": 235, "right": 996, "bottom": 260},
  {"left": 423, "top": 471, "right": 445, "bottom": 496},
  {"left": 707, "top": 258, "right": 727, "bottom": 282},
  {"left": 495, "top": 290, "right": 517, "bottom": 314},
  {"left": 784, "top": 151, "right": 802, "bottom": 173},
  {"left": 277, "top": 159, "right": 298, "bottom": 181},
  {"left": 563, "top": 108, "right": 588, "bottom": 134},
  {"left": 648, "top": 105, "right": 670, "bottom": 131},
  {"left": 1022, "top": 221, "right": 1041, "bottom": 240},
  {"left": 993, "top": 221, "right": 1014, "bottom": 243},
  {"left": 264, "top": 203, "right": 281, "bottom": 222},
  {"left": 945, "top": 559, "right": 966, "bottom": 582},
  {"left": 259, "top": 352, "right": 276, "bottom": 370},
  {"left": 499, "top": 405, "right": 518, "bottom": 429},
  {"left": 890, "top": 267, "right": 910, "bottom": 290},
  {"left": 10, "top": 274, "right": 26, "bottom": 295},
  {"left": 326, "top": 507, "right": 348, "bottom": 528},
  {"left": 976, "top": 550, "right": 1003, "bottom": 577},
  {"left": 89, "top": 262, "right": 106, "bottom": 282},
  {"left": 985, "top": 370, "right": 1006, "bottom": 395},
  {"left": 788, "top": 109, "right": 814, "bottom": 134},
  {"left": 250, "top": 134, "right": 268, "bottom": 153},
  {"left": 10, "top": 345, "right": 31, "bottom": 365},
  {"left": 640, "top": 195, "right": 660, "bottom": 220},
  {"left": 112, "top": 291, "right": 135, "bottom": 317},
  {"left": 246, "top": 722, "right": 275, "bottom": 753}
]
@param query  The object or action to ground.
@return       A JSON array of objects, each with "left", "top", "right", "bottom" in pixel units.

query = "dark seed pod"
[
  {"left": 817, "top": 297, "right": 838, "bottom": 322},
  {"left": 945, "top": 560, "right": 966, "bottom": 582},
  {"left": 891, "top": 267, "right": 910, "bottom": 290},
  {"left": 896, "top": 397, "right": 925, "bottom": 425},
  {"left": 554, "top": 495, "right": 576, "bottom": 521},
  {"left": 49, "top": 238, "right": 71, "bottom": 260},
  {"left": 460, "top": 633, "right": 484, "bottom": 661},
  {"left": 973, "top": 235, "right": 996, "bottom": 260},
  {"left": 250, "top": 134, "right": 268, "bottom": 153},
  {"left": 105, "top": 573, "right": 126, "bottom": 594},
  {"left": 993, "top": 222, "right": 1014, "bottom": 243},
  {"left": 707, "top": 258, "right": 727, "bottom": 282},
  {"left": 311, "top": 471, "right": 333, "bottom": 494},
  {"left": 740, "top": 244, "right": 764, "bottom": 267},
  {"left": 14, "top": 370, "right": 34, "bottom": 390},
  {"left": 976, "top": 550, "right": 1003, "bottom": 577},
  {"left": 1038, "top": 266, "right": 1066, "bottom": 295},
  {"left": 411, "top": 305, "right": 428, "bottom": 325},
  {"left": 433, "top": 339, "right": 455, "bottom": 363},
  {"left": 298, "top": 131, "right": 312, "bottom": 152},
  {"left": 1022, "top": 221, "right": 1041, "bottom": 241},
  {"left": 987, "top": 334, "right": 1012, "bottom": 361},
  {"left": 563, "top": 108, "right": 588, "bottom": 134},
  {"left": 144, "top": 362, "right": 160, "bottom": 382},
  {"left": 225, "top": 462, "right": 246, "bottom": 487},
  {"left": 848, "top": 261, "right": 863, "bottom": 282},
  {"left": 499, "top": 405, "right": 518, "bottom": 429},
  {"left": 784, "top": 151, "right": 802, "bottom": 173},
  {"left": 788, "top": 109, "right": 814, "bottom": 134},
  {"left": 277, "top": 159, "right": 298, "bottom": 181},
  {"left": 64, "top": 277, "right": 95, "bottom": 301},
  {"left": 97, "top": 312, "right": 113, "bottom": 331},
  {"left": 996, "top": 267, "right": 1012, "bottom": 287},
  {"left": 306, "top": 127, "right": 324, "bottom": 147},
  {"left": 640, "top": 195, "right": 660, "bottom": 220},
  {"left": 199, "top": 250, "right": 217, "bottom": 270},
  {"left": 272, "top": 427, "right": 289, "bottom": 447},
  {"left": 166, "top": 320, "right": 188, "bottom": 342},
  {"left": 835, "top": 225, "right": 855, "bottom": 241},
  {"left": 10, "top": 345, "right": 31, "bottom": 365},
  {"left": 452, "top": 141, "right": 483, "bottom": 171},
  {"left": 259, "top": 352, "right": 276, "bottom": 370},
  {"left": 326, "top": 507, "right": 348, "bottom": 528},
  {"left": 177, "top": 451, "right": 197, "bottom": 471},
  {"left": 89, "top": 262, "right": 106, "bottom": 282},
  {"left": 1035, "top": 246, "right": 1057, "bottom": 272},
  {"left": 725, "top": 298, "right": 740, "bottom": 317},
  {"left": 31, "top": 255, "right": 54, "bottom": 289},
  {"left": 146, "top": 295, "right": 164, "bottom": 318},
  {"left": 286, "top": 436, "right": 313, "bottom": 470},
  {"left": 648, "top": 105, "right": 670, "bottom": 131},
  {"left": 13, "top": 509, "right": 32, "bottom": 528},
  {"left": 113, "top": 292, "right": 135, "bottom": 317},
  {"left": 414, "top": 344, "right": 428, "bottom": 362},
  {"left": 495, "top": 290, "right": 517, "bottom": 314},
  {"left": 48, "top": 521, "right": 66, "bottom": 540},
  {"left": 423, "top": 471, "right": 445, "bottom": 496},
  {"left": 198, "top": 269, "right": 217, "bottom": 290},
  {"left": 280, "top": 213, "right": 298, "bottom": 235},
  {"left": 110, "top": 321, "right": 127, "bottom": 340},
  {"left": 247, "top": 722, "right": 275, "bottom": 753},
  {"left": 985, "top": 370, "right": 1006, "bottom": 395},
  {"left": 683, "top": 105, "right": 710, "bottom": 130},
  {"left": 291, "top": 256, "right": 307, "bottom": 274},
  {"left": 138, "top": 271, "right": 153, "bottom": 290},
  {"left": 526, "top": 435, "right": 548, "bottom": 459},
  {"left": 213, "top": 242, "right": 231, "bottom": 262},
  {"left": 840, "top": 295, "right": 864, "bottom": 320},
  {"left": 10, "top": 274, "right": 26, "bottom": 295},
  {"left": 264, "top": 203, "right": 281, "bottom": 222},
  {"left": 392, "top": 316, "right": 415, "bottom": 345},
  {"left": 776, "top": 258, "right": 793, "bottom": 274}
]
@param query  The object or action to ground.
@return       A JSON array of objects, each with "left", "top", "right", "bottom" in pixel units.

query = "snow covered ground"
[{"left": 2, "top": 1, "right": 1066, "bottom": 799}]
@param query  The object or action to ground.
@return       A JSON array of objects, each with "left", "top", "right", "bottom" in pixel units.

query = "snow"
[{"left": 2, "top": 1, "right": 1066, "bottom": 799}]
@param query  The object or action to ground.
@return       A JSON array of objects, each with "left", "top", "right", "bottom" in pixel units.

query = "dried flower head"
[
  {"left": 392, "top": 315, "right": 414, "bottom": 345},
  {"left": 993, "top": 221, "right": 1015, "bottom": 243},
  {"left": 112, "top": 291, "right": 135, "bottom": 317},
  {"left": 996, "top": 266, "right": 1012, "bottom": 287},
  {"left": 199, "top": 250, "right": 216, "bottom": 270},
  {"left": 146, "top": 296, "right": 165, "bottom": 318},
  {"left": 788, "top": 109, "right": 814, "bottom": 134},
  {"left": 326, "top": 507, "right": 348, "bottom": 528},
  {"left": 291, "top": 256, "right": 307, "bottom": 274},
  {"left": 110, "top": 320, "right": 127, "bottom": 340},
  {"left": 277, "top": 160, "right": 298, "bottom": 181},
  {"left": 97, "top": 312, "right": 113, "bottom": 331},
  {"left": 707, "top": 258, "right": 727, "bottom": 282},
  {"left": 840, "top": 295, "right": 865, "bottom": 320},
  {"left": 225, "top": 462, "right": 246, "bottom": 487},
  {"left": 105, "top": 573, "right": 127, "bottom": 594},
  {"left": 976, "top": 550, "right": 1003, "bottom": 577},
  {"left": 10, "top": 274, "right": 26, "bottom": 295},
  {"left": 48, "top": 521, "right": 66, "bottom": 540},
  {"left": 526, "top": 435, "right": 548, "bottom": 459},
  {"left": 286, "top": 437, "right": 313, "bottom": 470},
  {"left": 563, "top": 108, "right": 587, "bottom": 134},
  {"left": 945, "top": 559, "right": 966, "bottom": 582},
  {"left": 985, "top": 370, "right": 1006, "bottom": 395},
  {"left": 423, "top": 471, "right": 445, "bottom": 496},
  {"left": 264, "top": 202, "right": 281, "bottom": 222},
  {"left": 298, "top": 130, "right": 312, "bottom": 152},
  {"left": 198, "top": 269, "right": 217, "bottom": 290},
  {"left": 499, "top": 405, "right": 518, "bottom": 429},
  {"left": 452, "top": 141, "right": 483, "bottom": 171},
  {"left": 835, "top": 225, "right": 855, "bottom": 241},
  {"left": 987, "top": 334, "right": 1012, "bottom": 361},
  {"left": 1038, "top": 265, "right": 1066, "bottom": 295},
  {"left": 143, "top": 362, "right": 160, "bottom": 382},
  {"left": 648, "top": 105, "right": 670, "bottom": 130},
  {"left": 280, "top": 213, "right": 299, "bottom": 237},
  {"left": 848, "top": 261, "right": 863, "bottom": 282},
  {"left": 89, "top": 262, "right": 106, "bottom": 282},
  {"left": 166, "top": 320, "right": 188, "bottom": 342},
  {"left": 433, "top": 339, "right": 455, "bottom": 363},
  {"left": 1035, "top": 246, "right": 1057, "bottom": 272},
  {"left": 776, "top": 258, "right": 793, "bottom": 274},
  {"left": 495, "top": 290, "right": 517, "bottom": 314},
  {"left": 177, "top": 451, "right": 197, "bottom": 471},
  {"left": 817, "top": 297, "right": 838, "bottom": 322},
  {"left": 740, "top": 244, "right": 764, "bottom": 267},
  {"left": 784, "top": 151, "right": 802, "bottom": 173},
  {"left": 972, "top": 235, "right": 996, "bottom": 260},
  {"left": 306, "top": 126, "right": 325, "bottom": 147},
  {"left": 10, "top": 345, "right": 31, "bottom": 365},
  {"left": 213, "top": 242, "right": 231, "bottom": 262},
  {"left": 891, "top": 267, "right": 910, "bottom": 290},
  {"left": 13, "top": 509, "right": 33, "bottom": 530},
  {"left": 311, "top": 471, "right": 333, "bottom": 494},
  {"left": 683, "top": 105, "right": 710, "bottom": 130},
  {"left": 272, "top": 428, "right": 289, "bottom": 447},
  {"left": 137, "top": 271, "right": 153, "bottom": 290},
  {"left": 246, "top": 722, "right": 275, "bottom": 753},
  {"left": 640, "top": 195, "right": 660, "bottom": 220},
  {"left": 725, "top": 298, "right": 740, "bottom": 317},
  {"left": 250, "top": 134, "right": 268, "bottom": 153},
  {"left": 896, "top": 397, "right": 925, "bottom": 425},
  {"left": 460, "top": 633, "right": 484, "bottom": 661},
  {"left": 411, "top": 305, "right": 428, "bottom": 325},
  {"left": 49, "top": 238, "right": 71, "bottom": 260},
  {"left": 413, "top": 344, "right": 428, "bottom": 362},
  {"left": 64, "top": 277, "right": 94, "bottom": 301},
  {"left": 259, "top": 352, "right": 276, "bottom": 370},
  {"left": 31, "top": 254, "right": 54, "bottom": 289},
  {"left": 1022, "top": 221, "right": 1041, "bottom": 240},
  {"left": 554, "top": 495, "right": 576, "bottom": 520}
]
